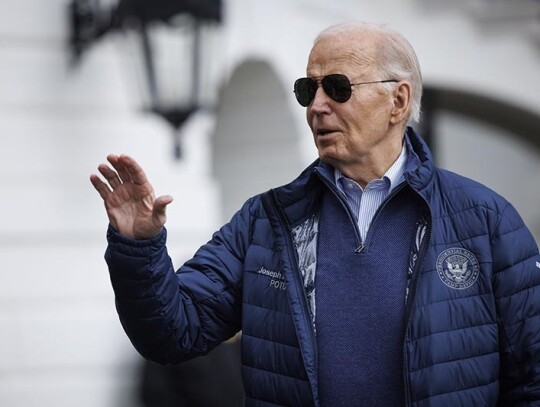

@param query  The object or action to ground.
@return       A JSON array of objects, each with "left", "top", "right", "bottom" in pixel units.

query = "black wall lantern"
[{"left": 68, "top": 0, "right": 223, "bottom": 159}]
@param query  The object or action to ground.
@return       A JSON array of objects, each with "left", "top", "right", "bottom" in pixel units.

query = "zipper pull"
[{"left": 355, "top": 242, "right": 364, "bottom": 253}]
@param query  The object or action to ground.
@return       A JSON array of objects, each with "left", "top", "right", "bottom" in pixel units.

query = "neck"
[{"left": 338, "top": 136, "right": 404, "bottom": 188}]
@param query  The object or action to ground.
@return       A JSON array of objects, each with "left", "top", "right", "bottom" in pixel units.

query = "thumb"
[{"left": 153, "top": 195, "right": 174, "bottom": 220}]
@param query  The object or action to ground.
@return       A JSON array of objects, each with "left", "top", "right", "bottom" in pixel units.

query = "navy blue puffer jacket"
[{"left": 105, "top": 128, "right": 540, "bottom": 406}]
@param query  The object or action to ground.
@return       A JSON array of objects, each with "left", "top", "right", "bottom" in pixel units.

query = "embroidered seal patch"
[{"left": 436, "top": 247, "right": 479, "bottom": 290}]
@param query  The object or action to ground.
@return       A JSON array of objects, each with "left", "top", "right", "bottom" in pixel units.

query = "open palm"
[{"left": 90, "top": 154, "right": 173, "bottom": 239}]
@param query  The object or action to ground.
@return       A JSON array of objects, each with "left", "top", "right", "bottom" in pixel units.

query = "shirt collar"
[{"left": 334, "top": 141, "right": 408, "bottom": 193}]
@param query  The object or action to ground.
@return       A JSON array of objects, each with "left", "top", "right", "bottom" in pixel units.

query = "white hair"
[{"left": 315, "top": 21, "right": 423, "bottom": 124}]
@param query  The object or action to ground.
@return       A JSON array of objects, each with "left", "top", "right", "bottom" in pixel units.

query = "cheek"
[
  {"left": 306, "top": 111, "right": 314, "bottom": 130},
  {"left": 340, "top": 111, "right": 362, "bottom": 133}
]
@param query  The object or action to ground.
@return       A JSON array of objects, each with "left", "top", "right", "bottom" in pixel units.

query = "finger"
[
  {"left": 117, "top": 154, "right": 150, "bottom": 186},
  {"left": 107, "top": 154, "right": 132, "bottom": 184},
  {"left": 97, "top": 163, "right": 123, "bottom": 189},
  {"left": 89, "top": 173, "right": 112, "bottom": 200},
  {"left": 153, "top": 195, "right": 174, "bottom": 219}
]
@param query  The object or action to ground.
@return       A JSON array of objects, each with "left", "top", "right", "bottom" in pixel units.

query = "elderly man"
[{"left": 91, "top": 22, "right": 540, "bottom": 406}]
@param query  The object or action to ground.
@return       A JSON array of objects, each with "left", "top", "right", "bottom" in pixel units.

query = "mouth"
[{"left": 316, "top": 128, "right": 337, "bottom": 137}]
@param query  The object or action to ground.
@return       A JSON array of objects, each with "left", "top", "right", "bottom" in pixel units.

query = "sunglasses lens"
[
  {"left": 294, "top": 78, "right": 317, "bottom": 107},
  {"left": 322, "top": 74, "right": 352, "bottom": 103},
  {"left": 294, "top": 74, "right": 353, "bottom": 106}
]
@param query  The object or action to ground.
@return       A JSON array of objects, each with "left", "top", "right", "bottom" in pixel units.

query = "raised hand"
[{"left": 90, "top": 154, "right": 173, "bottom": 240}]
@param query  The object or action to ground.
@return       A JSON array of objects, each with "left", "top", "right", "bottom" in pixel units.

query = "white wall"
[
  {"left": 212, "top": 60, "right": 304, "bottom": 222},
  {"left": 1, "top": 0, "right": 539, "bottom": 406},
  {"left": 435, "top": 112, "right": 540, "bottom": 239},
  {"left": 0, "top": 1, "right": 219, "bottom": 406}
]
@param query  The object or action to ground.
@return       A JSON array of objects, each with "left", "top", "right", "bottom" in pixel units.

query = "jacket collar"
[
  {"left": 402, "top": 126, "right": 435, "bottom": 194},
  {"left": 269, "top": 127, "right": 435, "bottom": 226}
]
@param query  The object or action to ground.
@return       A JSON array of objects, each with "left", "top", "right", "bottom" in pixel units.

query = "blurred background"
[{"left": 1, "top": 0, "right": 539, "bottom": 406}]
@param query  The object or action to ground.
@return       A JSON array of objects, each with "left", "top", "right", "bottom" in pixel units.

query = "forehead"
[{"left": 306, "top": 32, "right": 379, "bottom": 77}]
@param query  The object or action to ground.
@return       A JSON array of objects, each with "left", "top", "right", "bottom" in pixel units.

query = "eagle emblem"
[
  {"left": 436, "top": 248, "right": 479, "bottom": 289},
  {"left": 446, "top": 260, "right": 468, "bottom": 282}
]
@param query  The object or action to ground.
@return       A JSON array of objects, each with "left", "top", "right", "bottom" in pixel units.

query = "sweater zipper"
[
  {"left": 269, "top": 189, "right": 319, "bottom": 405},
  {"left": 355, "top": 182, "right": 407, "bottom": 253},
  {"left": 402, "top": 187, "right": 433, "bottom": 407},
  {"left": 314, "top": 168, "right": 408, "bottom": 254},
  {"left": 313, "top": 169, "right": 363, "bottom": 250}
]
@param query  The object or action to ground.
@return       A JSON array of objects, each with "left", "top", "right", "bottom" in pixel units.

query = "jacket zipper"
[
  {"left": 269, "top": 189, "right": 319, "bottom": 405},
  {"left": 402, "top": 188, "right": 433, "bottom": 407},
  {"left": 298, "top": 168, "right": 432, "bottom": 405}
]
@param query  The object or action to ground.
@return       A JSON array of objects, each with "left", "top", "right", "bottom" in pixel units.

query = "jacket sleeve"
[
  {"left": 492, "top": 202, "right": 540, "bottom": 405},
  {"left": 105, "top": 197, "right": 256, "bottom": 365}
]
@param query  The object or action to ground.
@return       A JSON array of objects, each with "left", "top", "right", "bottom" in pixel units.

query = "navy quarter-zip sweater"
[{"left": 316, "top": 183, "right": 424, "bottom": 406}]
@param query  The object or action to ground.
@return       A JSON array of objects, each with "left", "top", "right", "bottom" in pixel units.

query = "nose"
[{"left": 309, "top": 86, "right": 332, "bottom": 115}]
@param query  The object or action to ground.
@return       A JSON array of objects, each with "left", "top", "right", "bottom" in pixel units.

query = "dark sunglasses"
[{"left": 293, "top": 74, "right": 398, "bottom": 107}]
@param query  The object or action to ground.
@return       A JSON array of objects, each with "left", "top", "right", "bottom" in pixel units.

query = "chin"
[
  {"left": 317, "top": 151, "right": 340, "bottom": 167},
  {"left": 316, "top": 138, "right": 347, "bottom": 163}
]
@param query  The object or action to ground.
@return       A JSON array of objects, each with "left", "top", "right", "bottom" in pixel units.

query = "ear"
[{"left": 389, "top": 81, "right": 412, "bottom": 124}]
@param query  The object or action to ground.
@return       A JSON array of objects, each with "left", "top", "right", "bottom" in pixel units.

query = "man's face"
[{"left": 306, "top": 32, "right": 396, "bottom": 172}]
